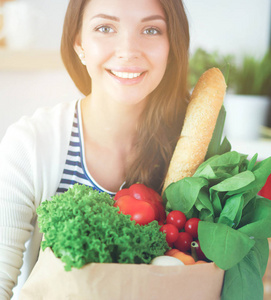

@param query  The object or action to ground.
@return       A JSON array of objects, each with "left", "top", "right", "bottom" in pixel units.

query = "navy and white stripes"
[{"left": 56, "top": 101, "right": 115, "bottom": 196}]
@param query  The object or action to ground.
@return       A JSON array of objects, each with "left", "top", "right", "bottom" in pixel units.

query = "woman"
[{"left": 0, "top": 0, "right": 190, "bottom": 298}]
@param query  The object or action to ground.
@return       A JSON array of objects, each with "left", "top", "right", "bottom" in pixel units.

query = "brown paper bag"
[{"left": 19, "top": 247, "right": 224, "bottom": 300}]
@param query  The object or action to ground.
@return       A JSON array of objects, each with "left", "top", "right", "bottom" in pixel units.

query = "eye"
[
  {"left": 143, "top": 27, "right": 161, "bottom": 35},
  {"left": 95, "top": 25, "right": 114, "bottom": 34}
]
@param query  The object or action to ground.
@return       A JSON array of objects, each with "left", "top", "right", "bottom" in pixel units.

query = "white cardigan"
[{"left": 0, "top": 100, "right": 77, "bottom": 300}]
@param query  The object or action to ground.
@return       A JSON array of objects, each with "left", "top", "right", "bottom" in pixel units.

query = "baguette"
[{"left": 162, "top": 67, "right": 227, "bottom": 193}]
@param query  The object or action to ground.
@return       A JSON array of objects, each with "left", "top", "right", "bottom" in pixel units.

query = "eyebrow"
[
  {"left": 141, "top": 15, "right": 166, "bottom": 23},
  {"left": 91, "top": 14, "right": 166, "bottom": 23},
  {"left": 91, "top": 14, "right": 119, "bottom": 22}
]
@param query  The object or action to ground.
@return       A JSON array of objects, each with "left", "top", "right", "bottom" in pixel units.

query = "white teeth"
[{"left": 111, "top": 70, "right": 142, "bottom": 79}]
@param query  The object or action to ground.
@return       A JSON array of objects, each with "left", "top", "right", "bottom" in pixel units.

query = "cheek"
[
  {"left": 160, "top": 43, "right": 170, "bottom": 67},
  {"left": 149, "top": 43, "right": 170, "bottom": 79},
  {"left": 148, "top": 40, "right": 170, "bottom": 67},
  {"left": 83, "top": 39, "right": 112, "bottom": 66}
]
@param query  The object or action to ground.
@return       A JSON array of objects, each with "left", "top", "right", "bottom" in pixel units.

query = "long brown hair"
[{"left": 61, "top": 0, "right": 190, "bottom": 192}]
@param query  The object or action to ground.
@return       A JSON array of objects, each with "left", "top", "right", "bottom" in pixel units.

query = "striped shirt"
[{"left": 56, "top": 100, "right": 116, "bottom": 196}]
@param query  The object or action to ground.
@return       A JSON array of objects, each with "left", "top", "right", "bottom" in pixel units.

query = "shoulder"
[
  {"left": 4, "top": 100, "right": 77, "bottom": 140},
  {"left": 0, "top": 99, "right": 79, "bottom": 204},
  {"left": 0, "top": 99, "right": 78, "bottom": 168},
  {"left": 29, "top": 100, "right": 77, "bottom": 128}
]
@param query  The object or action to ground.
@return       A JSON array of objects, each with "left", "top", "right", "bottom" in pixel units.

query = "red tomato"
[
  {"left": 114, "top": 195, "right": 155, "bottom": 225},
  {"left": 160, "top": 224, "right": 179, "bottom": 244},
  {"left": 174, "top": 232, "right": 193, "bottom": 252},
  {"left": 166, "top": 210, "right": 187, "bottom": 231},
  {"left": 185, "top": 218, "right": 200, "bottom": 239},
  {"left": 167, "top": 241, "right": 174, "bottom": 248}
]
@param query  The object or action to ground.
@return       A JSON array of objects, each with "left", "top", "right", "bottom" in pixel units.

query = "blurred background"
[{"left": 0, "top": 0, "right": 271, "bottom": 157}]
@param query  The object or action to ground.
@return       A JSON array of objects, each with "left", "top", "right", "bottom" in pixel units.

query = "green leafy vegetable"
[
  {"left": 217, "top": 194, "right": 244, "bottom": 228},
  {"left": 205, "top": 105, "right": 231, "bottom": 160},
  {"left": 221, "top": 239, "right": 269, "bottom": 300},
  {"left": 238, "top": 196, "right": 271, "bottom": 239},
  {"left": 163, "top": 151, "right": 271, "bottom": 300},
  {"left": 198, "top": 221, "right": 255, "bottom": 270},
  {"left": 164, "top": 177, "right": 208, "bottom": 215},
  {"left": 37, "top": 184, "right": 169, "bottom": 271}
]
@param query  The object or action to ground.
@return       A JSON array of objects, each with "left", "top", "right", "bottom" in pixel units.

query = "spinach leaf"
[
  {"left": 238, "top": 196, "right": 271, "bottom": 239},
  {"left": 210, "top": 190, "right": 223, "bottom": 217},
  {"left": 198, "top": 221, "right": 255, "bottom": 270},
  {"left": 194, "top": 151, "right": 243, "bottom": 177},
  {"left": 217, "top": 194, "right": 244, "bottom": 228},
  {"left": 205, "top": 105, "right": 227, "bottom": 160},
  {"left": 164, "top": 177, "right": 208, "bottom": 214},
  {"left": 205, "top": 105, "right": 232, "bottom": 160},
  {"left": 227, "top": 156, "right": 271, "bottom": 198},
  {"left": 218, "top": 136, "right": 232, "bottom": 155},
  {"left": 211, "top": 170, "right": 255, "bottom": 192},
  {"left": 247, "top": 153, "right": 258, "bottom": 171},
  {"left": 198, "top": 209, "right": 214, "bottom": 222},
  {"left": 195, "top": 189, "right": 214, "bottom": 222},
  {"left": 221, "top": 238, "right": 269, "bottom": 300}
]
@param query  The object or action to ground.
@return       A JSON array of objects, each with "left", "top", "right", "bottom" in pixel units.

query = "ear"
[{"left": 73, "top": 33, "right": 84, "bottom": 56}]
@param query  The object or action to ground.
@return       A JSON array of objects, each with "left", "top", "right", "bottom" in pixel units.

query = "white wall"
[
  {"left": 4, "top": 0, "right": 270, "bottom": 55},
  {"left": 2, "top": 0, "right": 69, "bottom": 50},
  {"left": 0, "top": 70, "right": 82, "bottom": 140},
  {"left": 184, "top": 0, "right": 271, "bottom": 59},
  {"left": 24, "top": 0, "right": 69, "bottom": 50}
]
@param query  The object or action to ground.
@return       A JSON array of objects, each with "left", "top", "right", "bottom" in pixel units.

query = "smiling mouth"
[{"left": 109, "top": 70, "right": 144, "bottom": 79}]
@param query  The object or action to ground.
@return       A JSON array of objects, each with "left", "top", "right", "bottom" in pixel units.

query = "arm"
[
  {"left": 0, "top": 100, "right": 77, "bottom": 299},
  {"left": 0, "top": 118, "right": 36, "bottom": 299}
]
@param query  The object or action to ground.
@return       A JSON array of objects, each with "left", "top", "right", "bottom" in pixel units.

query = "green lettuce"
[{"left": 37, "top": 184, "right": 169, "bottom": 271}]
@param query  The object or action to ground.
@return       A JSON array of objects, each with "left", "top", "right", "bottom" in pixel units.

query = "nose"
[{"left": 115, "top": 32, "right": 141, "bottom": 61}]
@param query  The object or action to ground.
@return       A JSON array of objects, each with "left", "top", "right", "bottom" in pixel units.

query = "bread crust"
[{"left": 162, "top": 68, "right": 227, "bottom": 193}]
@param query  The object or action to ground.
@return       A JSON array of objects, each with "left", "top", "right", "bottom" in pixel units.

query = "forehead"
[{"left": 83, "top": 0, "right": 166, "bottom": 19}]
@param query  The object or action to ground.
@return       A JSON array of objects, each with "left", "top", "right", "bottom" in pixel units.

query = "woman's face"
[{"left": 74, "top": 0, "right": 170, "bottom": 106}]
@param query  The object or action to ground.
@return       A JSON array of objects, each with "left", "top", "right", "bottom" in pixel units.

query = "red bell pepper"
[
  {"left": 114, "top": 183, "right": 166, "bottom": 225},
  {"left": 258, "top": 174, "right": 271, "bottom": 200}
]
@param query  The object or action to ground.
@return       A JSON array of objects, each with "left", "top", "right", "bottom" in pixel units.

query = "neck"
[{"left": 81, "top": 94, "right": 145, "bottom": 150}]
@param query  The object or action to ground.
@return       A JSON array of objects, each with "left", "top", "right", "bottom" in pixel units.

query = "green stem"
[{"left": 191, "top": 241, "right": 199, "bottom": 262}]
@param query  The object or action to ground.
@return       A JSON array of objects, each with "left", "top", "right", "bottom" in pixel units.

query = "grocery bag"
[{"left": 19, "top": 247, "right": 224, "bottom": 300}]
